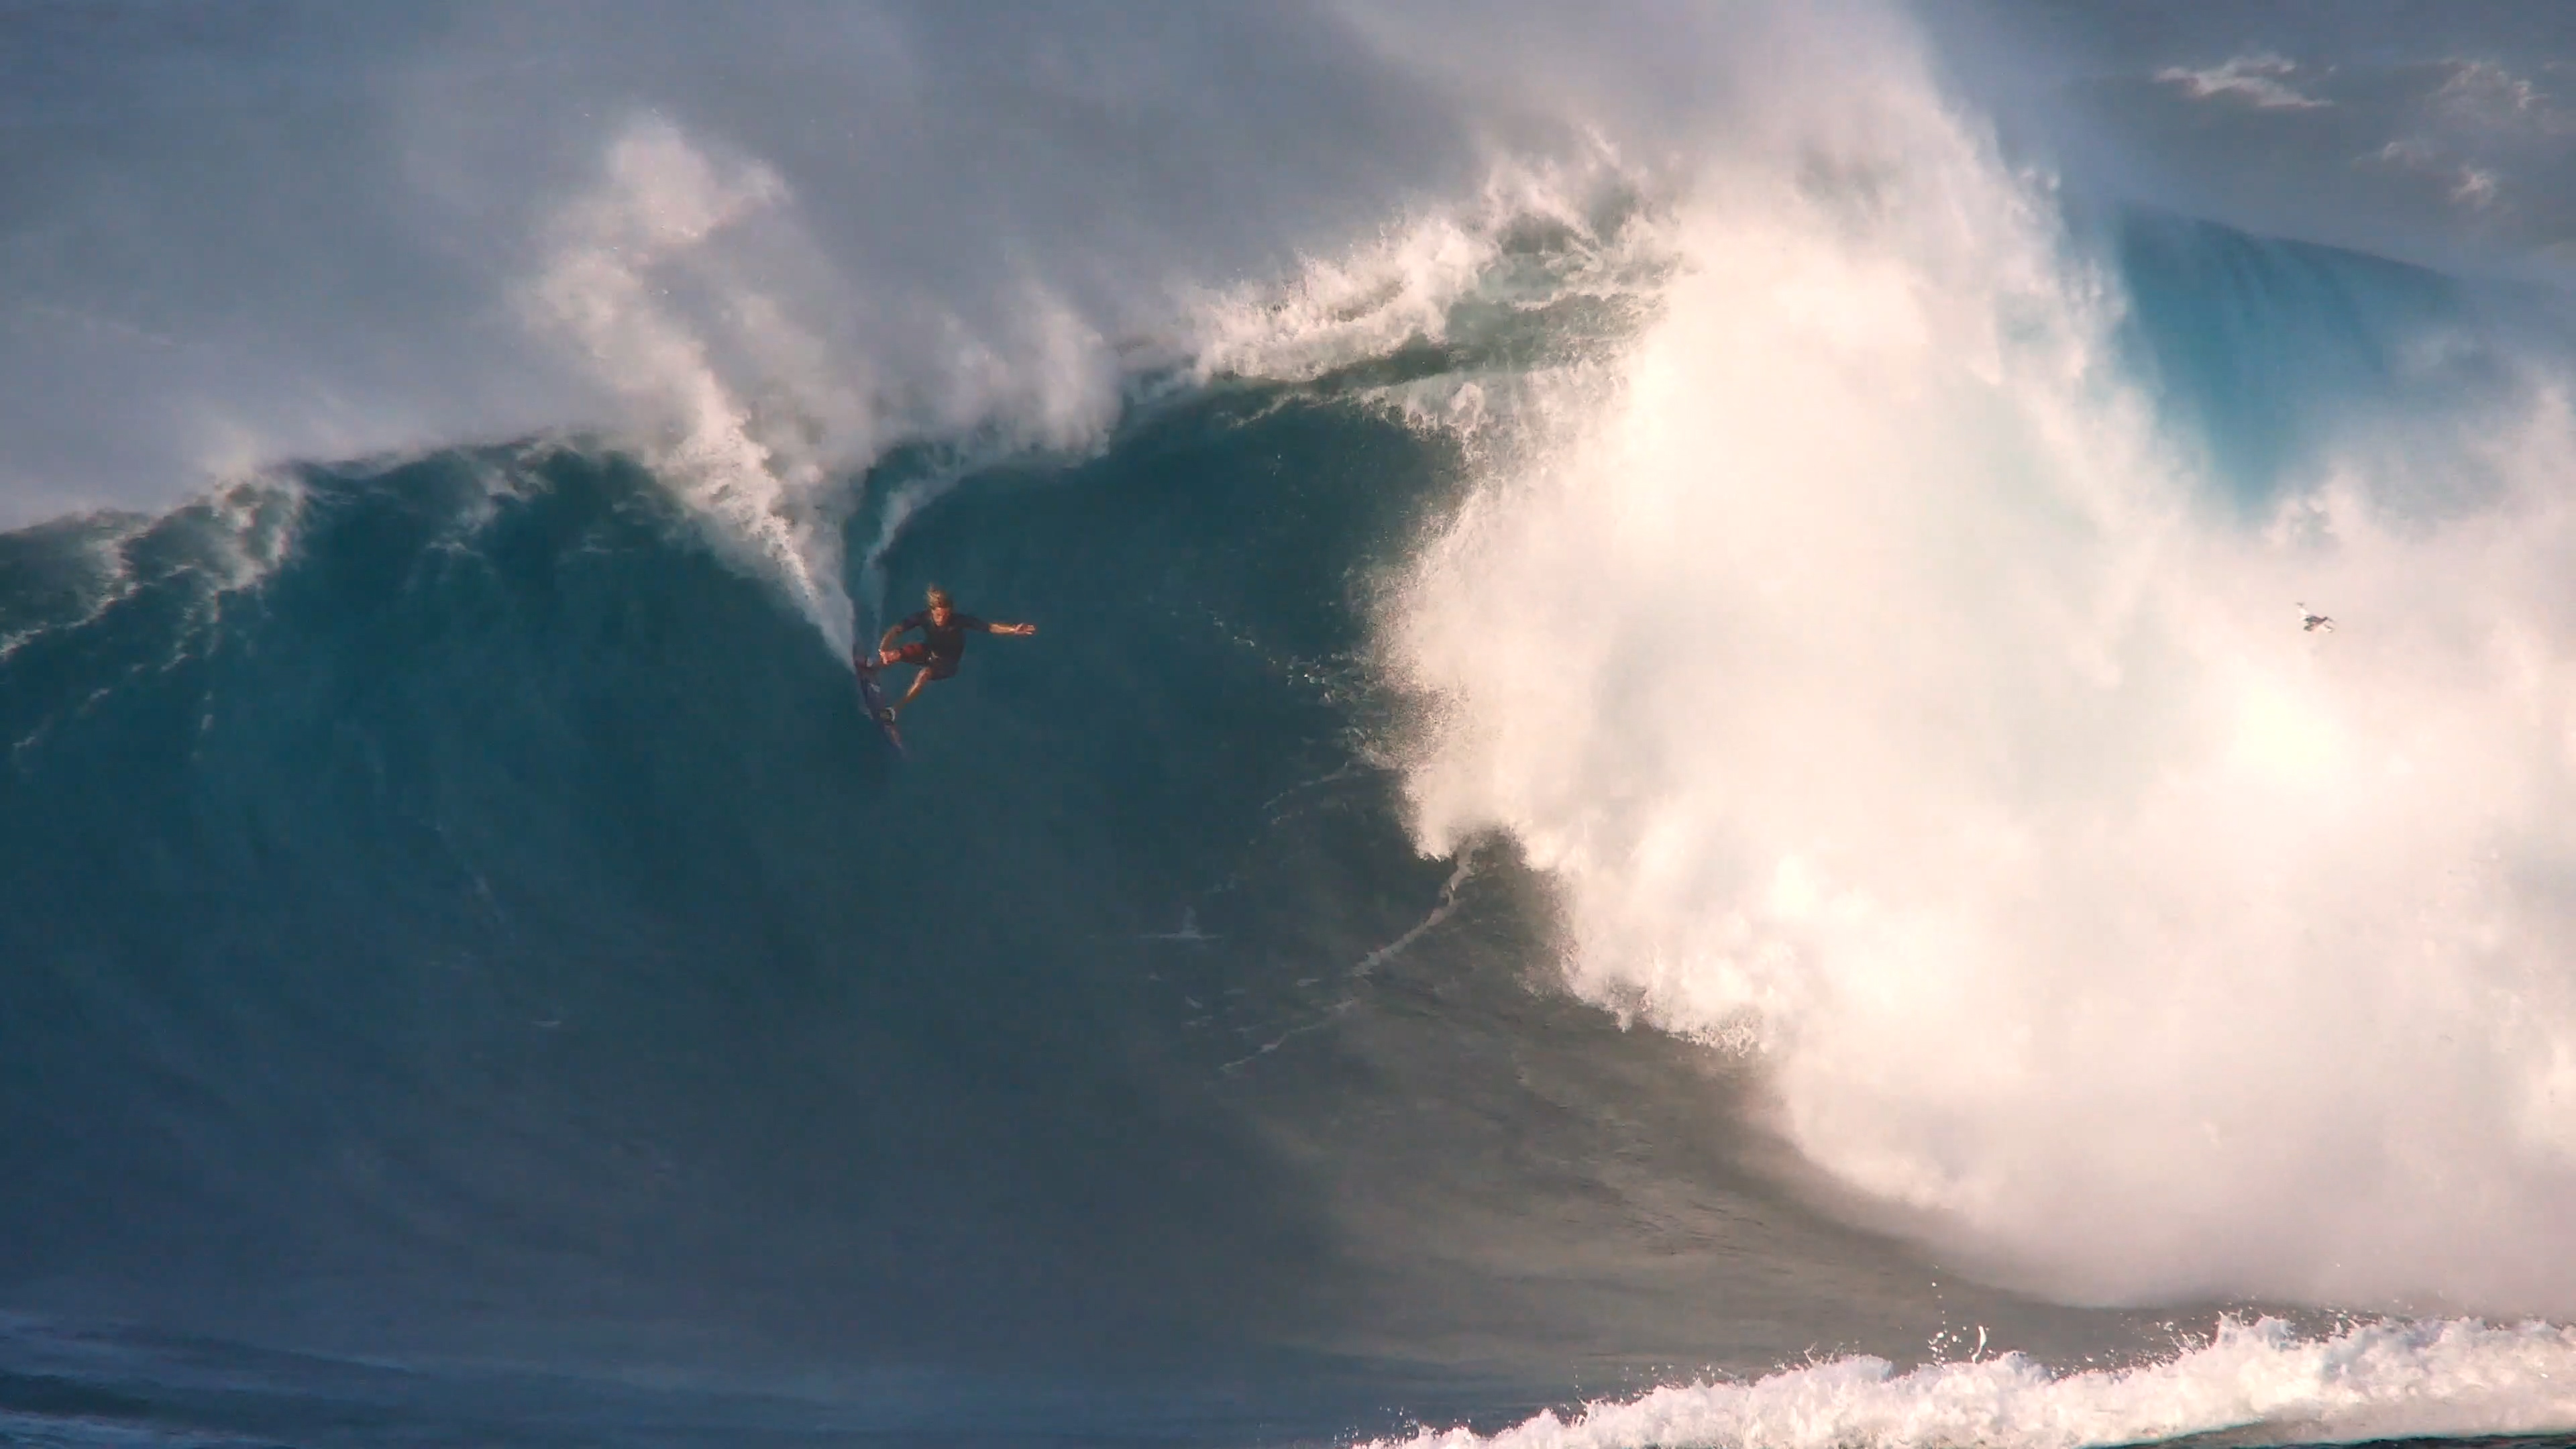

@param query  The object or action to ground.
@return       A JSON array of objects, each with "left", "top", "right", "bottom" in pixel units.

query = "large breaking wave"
[
  {"left": 8, "top": 3, "right": 2576, "bottom": 1446},
  {"left": 1384, "top": 62, "right": 2576, "bottom": 1316}
]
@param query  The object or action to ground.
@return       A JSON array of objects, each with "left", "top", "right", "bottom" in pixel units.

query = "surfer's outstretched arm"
[{"left": 982, "top": 621, "right": 1038, "bottom": 637}]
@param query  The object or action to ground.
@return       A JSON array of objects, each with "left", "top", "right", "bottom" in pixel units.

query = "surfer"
[{"left": 856, "top": 586, "right": 1037, "bottom": 720}]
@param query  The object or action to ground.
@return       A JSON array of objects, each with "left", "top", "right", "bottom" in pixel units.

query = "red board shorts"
[{"left": 883, "top": 643, "right": 959, "bottom": 680}]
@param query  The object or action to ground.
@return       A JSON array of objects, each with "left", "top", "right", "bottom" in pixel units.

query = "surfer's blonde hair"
[{"left": 926, "top": 586, "right": 952, "bottom": 608}]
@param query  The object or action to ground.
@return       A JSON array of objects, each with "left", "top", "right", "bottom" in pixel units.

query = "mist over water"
[
  {"left": 9, "top": 2, "right": 2576, "bottom": 1446},
  {"left": 1387, "top": 46, "right": 2576, "bottom": 1313}
]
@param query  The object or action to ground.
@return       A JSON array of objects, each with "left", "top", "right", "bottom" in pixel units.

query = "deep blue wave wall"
[
  {"left": 2112, "top": 211, "right": 2508, "bottom": 503},
  {"left": 0, "top": 385, "right": 1458, "bottom": 1381}
]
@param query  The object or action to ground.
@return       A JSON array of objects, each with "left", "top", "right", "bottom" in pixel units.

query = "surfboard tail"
[{"left": 854, "top": 663, "right": 906, "bottom": 757}]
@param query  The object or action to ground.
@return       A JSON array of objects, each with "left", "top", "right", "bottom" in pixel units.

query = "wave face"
[
  {"left": 0, "top": 415, "right": 1425, "bottom": 1355},
  {"left": 13, "top": 6, "right": 2576, "bottom": 1448}
]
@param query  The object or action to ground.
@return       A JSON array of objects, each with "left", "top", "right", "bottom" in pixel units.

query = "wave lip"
[{"left": 1373, "top": 1317, "right": 2576, "bottom": 1449}]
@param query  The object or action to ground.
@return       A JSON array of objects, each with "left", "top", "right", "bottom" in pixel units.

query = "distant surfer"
[
  {"left": 855, "top": 586, "right": 1037, "bottom": 720},
  {"left": 2298, "top": 602, "right": 2335, "bottom": 633}
]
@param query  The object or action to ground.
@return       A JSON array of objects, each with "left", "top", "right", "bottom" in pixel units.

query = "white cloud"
[
  {"left": 2433, "top": 59, "right": 2571, "bottom": 133},
  {"left": 2156, "top": 53, "right": 2330, "bottom": 110},
  {"left": 2366, "top": 139, "right": 2510, "bottom": 213}
]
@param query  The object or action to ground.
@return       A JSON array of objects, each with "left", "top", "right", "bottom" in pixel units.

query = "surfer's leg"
[{"left": 896, "top": 667, "right": 934, "bottom": 711}]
